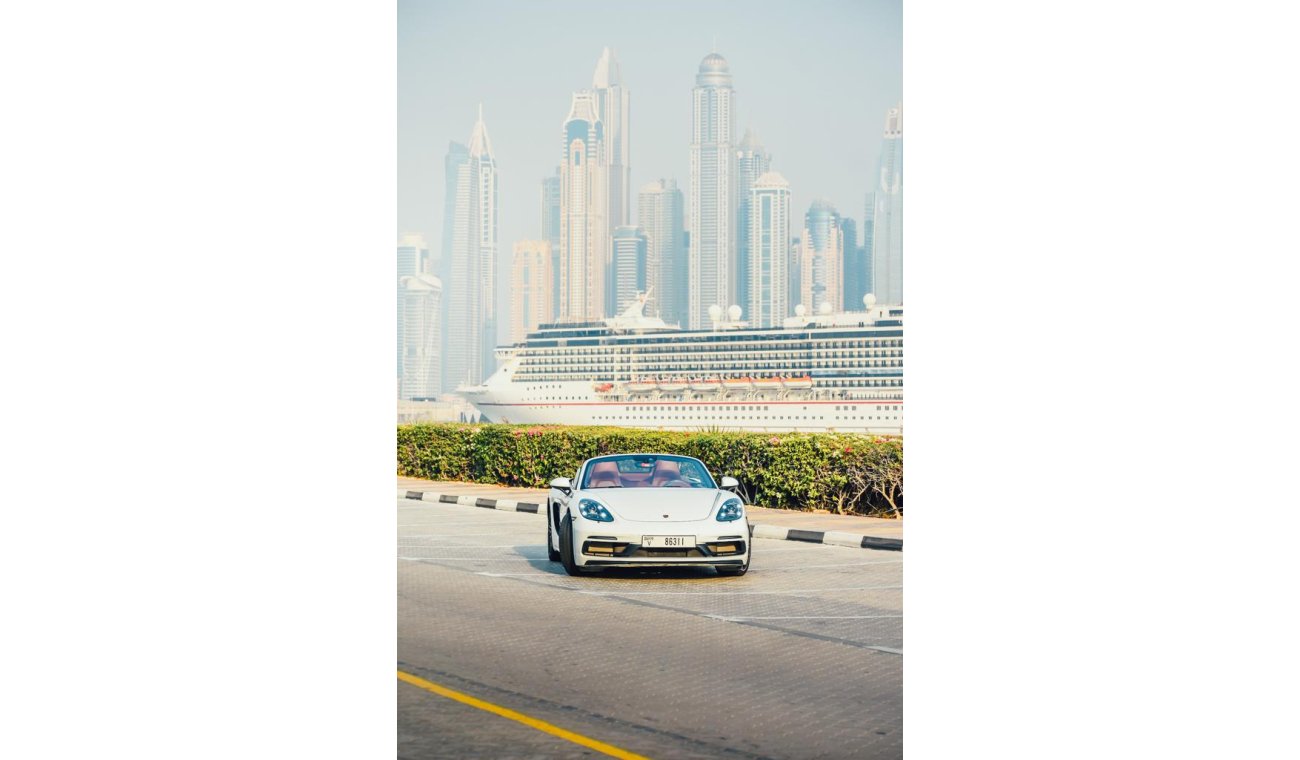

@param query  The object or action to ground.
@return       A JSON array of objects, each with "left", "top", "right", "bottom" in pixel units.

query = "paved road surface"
[{"left": 398, "top": 492, "right": 903, "bottom": 759}]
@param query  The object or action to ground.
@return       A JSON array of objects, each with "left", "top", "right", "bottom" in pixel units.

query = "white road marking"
[
  {"left": 760, "top": 560, "right": 904, "bottom": 569},
  {"left": 395, "top": 544, "right": 544, "bottom": 549},
  {"left": 708, "top": 615, "right": 904, "bottom": 620},
  {"left": 399, "top": 557, "right": 539, "bottom": 562},
  {"left": 579, "top": 586, "right": 902, "bottom": 596}
]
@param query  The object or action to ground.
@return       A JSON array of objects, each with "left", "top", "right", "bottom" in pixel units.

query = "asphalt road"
[{"left": 397, "top": 492, "right": 903, "bottom": 760}]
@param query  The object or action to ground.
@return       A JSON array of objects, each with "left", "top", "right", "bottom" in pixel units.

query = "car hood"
[{"left": 578, "top": 488, "right": 724, "bottom": 523}]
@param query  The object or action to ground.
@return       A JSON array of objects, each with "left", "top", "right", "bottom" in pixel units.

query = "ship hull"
[{"left": 465, "top": 380, "right": 902, "bottom": 434}]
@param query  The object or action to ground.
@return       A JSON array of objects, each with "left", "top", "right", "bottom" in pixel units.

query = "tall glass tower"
[
  {"left": 439, "top": 142, "right": 468, "bottom": 392},
  {"left": 872, "top": 103, "right": 903, "bottom": 304},
  {"left": 862, "top": 191, "right": 876, "bottom": 299},
  {"left": 539, "top": 169, "right": 561, "bottom": 316},
  {"left": 637, "top": 179, "right": 685, "bottom": 325},
  {"left": 399, "top": 273, "right": 443, "bottom": 401},
  {"left": 445, "top": 106, "right": 498, "bottom": 389},
  {"left": 801, "top": 199, "right": 844, "bottom": 313},
  {"left": 688, "top": 51, "right": 736, "bottom": 328},
  {"left": 748, "top": 172, "right": 790, "bottom": 328},
  {"left": 611, "top": 226, "right": 648, "bottom": 314},
  {"left": 592, "top": 48, "right": 630, "bottom": 232},
  {"left": 840, "top": 217, "right": 866, "bottom": 309},
  {"left": 560, "top": 91, "right": 607, "bottom": 321},
  {"left": 397, "top": 234, "right": 428, "bottom": 382},
  {"left": 735, "top": 128, "right": 770, "bottom": 317}
]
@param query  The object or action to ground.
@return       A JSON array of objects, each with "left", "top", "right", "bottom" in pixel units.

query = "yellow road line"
[{"left": 397, "top": 670, "right": 654, "bottom": 760}]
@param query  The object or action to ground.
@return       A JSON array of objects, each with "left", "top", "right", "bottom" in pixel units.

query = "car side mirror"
[
  {"left": 550, "top": 477, "right": 572, "bottom": 494},
  {"left": 720, "top": 476, "right": 739, "bottom": 491}
]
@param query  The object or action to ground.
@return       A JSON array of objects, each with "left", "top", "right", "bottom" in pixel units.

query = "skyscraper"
[
  {"left": 611, "top": 226, "right": 648, "bottom": 313},
  {"left": 862, "top": 191, "right": 876, "bottom": 298},
  {"left": 748, "top": 172, "right": 790, "bottom": 328},
  {"left": 801, "top": 199, "right": 844, "bottom": 313},
  {"left": 840, "top": 216, "right": 867, "bottom": 309},
  {"left": 397, "top": 234, "right": 428, "bottom": 380},
  {"left": 789, "top": 236, "right": 802, "bottom": 311},
  {"left": 509, "top": 240, "right": 553, "bottom": 344},
  {"left": 440, "top": 142, "right": 469, "bottom": 391},
  {"left": 560, "top": 91, "right": 608, "bottom": 321},
  {"left": 637, "top": 179, "right": 685, "bottom": 325},
  {"left": 399, "top": 273, "right": 443, "bottom": 401},
  {"left": 735, "top": 128, "right": 771, "bottom": 316},
  {"left": 592, "top": 47, "right": 631, "bottom": 232},
  {"left": 539, "top": 169, "right": 562, "bottom": 317},
  {"left": 688, "top": 51, "right": 736, "bottom": 328},
  {"left": 872, "top": 103, "right": 903, "bottom": 304},
  {"left": 444, "top": 106, "right": 498, "bottom": 390}
]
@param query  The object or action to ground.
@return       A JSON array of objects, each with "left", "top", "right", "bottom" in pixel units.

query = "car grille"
[{"left": 582, "top": 540, "right": 746, "bottom": 558}]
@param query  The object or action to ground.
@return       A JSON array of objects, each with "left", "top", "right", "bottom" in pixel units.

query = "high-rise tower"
[
  {"left": 872, "top": 103, "right": 903, "bottom": 304},
  {"left": 862, "top": 191, "right": 876, "bottom": 299},
  {"left": 801, "top": 199, "right": 844, "bottom": 313},
  {"left": 637, "top": 179, "right": 686, "bottom": 325},
  {"left": 560, "top": 91, "right": 608, "bottom": 321},
  {"left": 748, "top": 172, "right": 790, "bottom": 328},
  {"left": 397, "top": 233, "right": 428, "bottom": 381},
  {"left": 439, "top": 142, "right": 468, "bottom": 392},
  {"left": 399, "top": 273, "right": 443, "bottom": 401},
  {"left": 510, "top": 240, "right": 553, "bottom": 344},
  {"left": 688, "top": 51, "right": 736, "bottom": 329},
  {"left": 592, "top": 48, "right": 631, "bottom": 232},
  {"left": 611, "top": 226, "right": 648, "bottom": 314},
  {"left": 841, "top": 217, "right": 866, "bottom": 309},
  {"left": 444, "top": 106, "right": 498, "bottom": 389},
  {"left": 539, "top": 169, "right": 562, "bottom": 317},
  {"left": 735, "top": 128, "right": 770, "bottom": 316}
]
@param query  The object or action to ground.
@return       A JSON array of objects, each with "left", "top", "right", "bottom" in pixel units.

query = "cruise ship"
[{"left": 460, "top": 292, "right": 902, "bottom": 434}]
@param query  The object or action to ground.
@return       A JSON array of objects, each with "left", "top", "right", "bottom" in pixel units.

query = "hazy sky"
[{"left": 397, "top": 0, "right": 902, "bottom": 340}]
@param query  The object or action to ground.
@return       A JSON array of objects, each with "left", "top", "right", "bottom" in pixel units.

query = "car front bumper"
[{"left": 570, "top": 518, "right": 751, "bottom": 568}]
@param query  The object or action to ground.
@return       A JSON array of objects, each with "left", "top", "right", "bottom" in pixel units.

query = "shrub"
[{"left": 397, "top": 424, "right": 903, "bottom": 517}]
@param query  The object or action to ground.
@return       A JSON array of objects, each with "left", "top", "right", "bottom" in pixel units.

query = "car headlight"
[
  {"left": 577, "top": 498, "right": 614, "bottom": 522},
  {"left": 716, "top": 498, "right": 744, "bottom": 522}
]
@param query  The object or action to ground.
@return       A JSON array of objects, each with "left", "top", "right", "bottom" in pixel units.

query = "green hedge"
[{"left": 397, "top": 424, "right": 902, "bottom": 517}]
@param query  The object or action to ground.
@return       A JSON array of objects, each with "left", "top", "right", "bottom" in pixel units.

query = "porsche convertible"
[{"left": 546, "top": 453, "right": 751, "bottom": 576}]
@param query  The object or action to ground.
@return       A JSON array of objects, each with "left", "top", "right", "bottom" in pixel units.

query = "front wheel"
[
  {"left": 546, "top": 502, "right": 561, "bottom": 562},
  {"left": 559, "top": 513, "right": 584, "bottom": 576}
]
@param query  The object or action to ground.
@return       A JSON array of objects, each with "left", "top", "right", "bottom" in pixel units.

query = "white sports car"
[{"left": 546, "top": 453, "right": 751, "bottom": 576}]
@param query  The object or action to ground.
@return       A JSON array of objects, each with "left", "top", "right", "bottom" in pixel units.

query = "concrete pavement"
[{"left": 397, "top": 491, "right": 903, "bottom": 759}]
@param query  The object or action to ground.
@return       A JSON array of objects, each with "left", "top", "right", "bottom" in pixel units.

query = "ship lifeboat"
[
  {"left": 657, "top": 378, "right": 688, "bottom": 392},
  {"left": 688, "top": 377, "right": 721, "bottom": 392},
  {"left": 780, "top": 375, "right": 814, "bottom": 390},
  {"left": 624, "top": 379, "right": 657, "bottom": 393},
  {"left": 751, "top": 377, "right": 785, "bottom": 393},
  {"left": 722, "top": 376, "right": 754, "bottom": 390},
  {"left": 593, "top": 382, "right": 614, "bottom": 393}
]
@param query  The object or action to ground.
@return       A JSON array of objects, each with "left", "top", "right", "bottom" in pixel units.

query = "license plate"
[{"left": 641, "top": 535, "right": 696, "bottom": 548}]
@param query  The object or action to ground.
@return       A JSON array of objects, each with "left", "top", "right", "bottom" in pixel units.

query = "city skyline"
[{"left": 398, "top": 0, "right": 902, "bottom": 344}]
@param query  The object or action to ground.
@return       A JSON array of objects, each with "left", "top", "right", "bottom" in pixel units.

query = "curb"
[
  {"left": 404, "top": 490, "right": 542, "bottom": 514},
  {"left": 403, "top": 491, "right": 902, "bottom": 552}
]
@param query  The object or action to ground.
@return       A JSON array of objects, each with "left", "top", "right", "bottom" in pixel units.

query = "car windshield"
[{"left": 581, "top": 455, "right": 717, "bottom": 489}]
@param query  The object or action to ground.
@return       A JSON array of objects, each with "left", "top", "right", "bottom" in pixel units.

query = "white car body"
[{"left": 546, "top": 454, "right": 751, "bottom": 576}]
